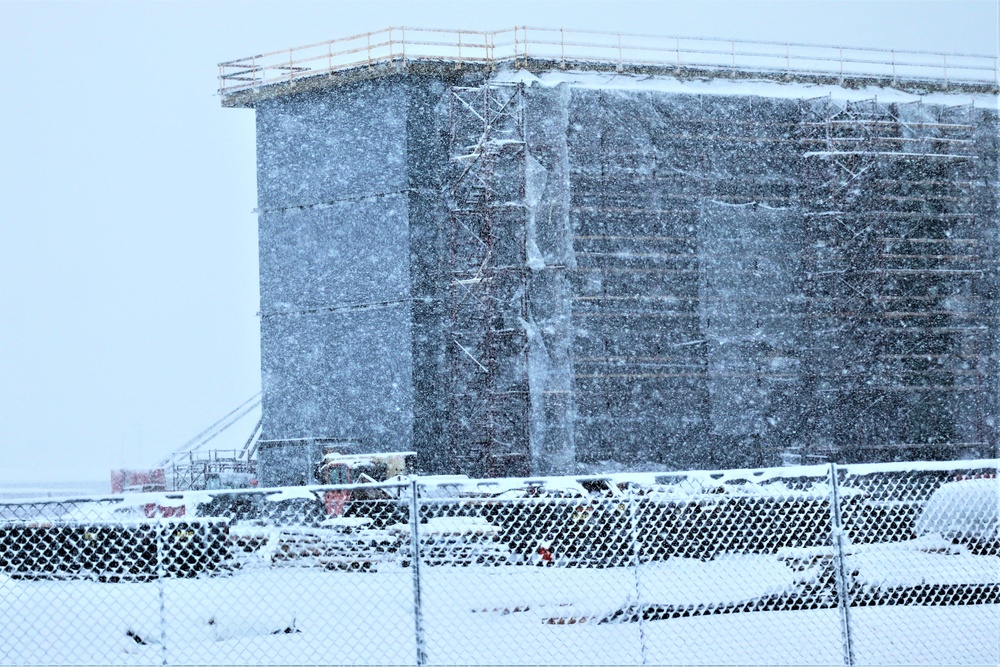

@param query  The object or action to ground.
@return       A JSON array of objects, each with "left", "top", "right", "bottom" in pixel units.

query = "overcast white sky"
[{"left": 0, "top": 0, "right": 996, "bottom": 486}]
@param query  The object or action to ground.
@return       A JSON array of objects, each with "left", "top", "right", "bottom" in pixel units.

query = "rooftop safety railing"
[{"left": 218, "top": 27, "right": 999, "bottom": 98}]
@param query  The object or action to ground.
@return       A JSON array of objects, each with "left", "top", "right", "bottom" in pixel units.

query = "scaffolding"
[
  {"left": 445, "top": 82, "right": 531, "bottom": 477},
  {"left": 159, "top": 396, "right": 262, "bottom": 491},
  {"left": 797, "top": 97, "right": 988, "bottom": 462},
  {"left": 166, "top": 447, "right": 258, "bottom": 492}
]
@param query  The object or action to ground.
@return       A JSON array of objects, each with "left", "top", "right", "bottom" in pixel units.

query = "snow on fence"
[
  {"left": 217, "top": 27, "right": 999, "bottom": 99},
  {"left": 1, "top": 461, "right": 997, "bottom": 665}
]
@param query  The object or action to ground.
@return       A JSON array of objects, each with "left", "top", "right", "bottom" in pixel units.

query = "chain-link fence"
[{"left": 1, "top": 461, "right": 997, "bottom": 665}]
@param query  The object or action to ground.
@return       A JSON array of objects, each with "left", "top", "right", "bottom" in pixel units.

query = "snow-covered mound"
[{"left": 915, "top": 478, "right": 999, "bottom": 541}]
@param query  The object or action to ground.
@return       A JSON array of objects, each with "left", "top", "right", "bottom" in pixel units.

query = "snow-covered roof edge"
[{"left": 495, "top": 68, "right": 999, "bottom": 108}]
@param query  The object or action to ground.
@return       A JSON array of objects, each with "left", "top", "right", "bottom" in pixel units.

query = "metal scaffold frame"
[
  {"left": 445, "top": 82, "right": 531, "bottom": 477},
  {"left": 168, "top": 446, "right": 258, "bottom": 493},
  {"left": 159, "top": 396, "right": 262, "bottom": 491},
  {"left": 797, "top": 97, "right": 987, "bottom": 462}
]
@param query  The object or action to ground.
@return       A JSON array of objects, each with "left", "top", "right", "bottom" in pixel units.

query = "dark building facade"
[{"left": 234, "top": 63, "right": 999, "bottom": 479}]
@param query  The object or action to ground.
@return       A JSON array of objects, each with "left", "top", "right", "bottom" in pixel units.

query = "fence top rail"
[
  {"left": 0, "top": 517, "right": 230, "bottom": 528},
  {"left": 1, "top": 460, "right": 994, "bottom": 508},
  {"left": 219, "top": 26, "right": 999, "bottom": 99}
]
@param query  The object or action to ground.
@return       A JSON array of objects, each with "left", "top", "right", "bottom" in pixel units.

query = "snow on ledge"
[{"left": 493, "top": 68, "right": 999, "bottom": 107}]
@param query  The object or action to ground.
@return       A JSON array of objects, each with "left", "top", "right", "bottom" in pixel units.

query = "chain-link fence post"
[
  {"left": 155, "top": 520, "right": 169, "bottom": 666},
  {"left": 408, "top": 478, "right": 427, "bottom": 667},
  {"left": 626, "top": 484, "right": 649, "bottom": 665},
  {"left": 828, "top": 463, "right": 856, "bottom": 667}
]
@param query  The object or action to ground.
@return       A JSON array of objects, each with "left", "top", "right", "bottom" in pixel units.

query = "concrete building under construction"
[{"left": 220, "top": 28, "right": 999, "bottom": 481}]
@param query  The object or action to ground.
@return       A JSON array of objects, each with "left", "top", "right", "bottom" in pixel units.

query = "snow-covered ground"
[
  {"left": 2, "top": 555, "right": 997, "bottom": 665},
  {"left": 2, "top": 464, "right": 997, "bottom": 665}
]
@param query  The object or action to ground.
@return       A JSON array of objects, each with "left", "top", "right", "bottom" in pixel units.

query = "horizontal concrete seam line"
[
  {"left": 254, "top": 188, "right": 434, "bottom": 214},
  {"left": 260, "top": 296, "right": 437, "bottom": 318}
]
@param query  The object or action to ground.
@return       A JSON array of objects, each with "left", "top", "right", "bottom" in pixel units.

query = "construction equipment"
[
  {"left": 111, "top": 395, "right": 262, "bottom": 493},
  {"left": 317, "top": 451, "right": 414, "bottom": 518}
]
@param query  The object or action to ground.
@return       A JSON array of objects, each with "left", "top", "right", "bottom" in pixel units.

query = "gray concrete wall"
[
  {"left": 405, "top": 78, "right": 454, "bottom": 475},
  {"left": 550, "top": 86, "right": 995, "bottom": 470},
  {"left": 972, "top": 106, "right": 999, "bottom": 458},
  {"left": 256, "top": 80, "right": 415, "bottom": 476},
  {"left": 251, "top": 70, "right": 998, "bottom": 480},
  {"left": 562, "top": 88, "right": 807, "bottom": 470}
]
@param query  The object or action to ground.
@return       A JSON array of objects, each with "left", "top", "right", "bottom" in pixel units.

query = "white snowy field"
[{"left": 2, "top": 560, "right": 997, "bottom": 666}]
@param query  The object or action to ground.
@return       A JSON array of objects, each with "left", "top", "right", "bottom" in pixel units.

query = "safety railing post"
[
  {"left": 828, "top": 463, "right": 856, "bottom": 667},
  {"left": 513, "top": 26, "right": 519, "bottom": 69},
  {"left": 155, "top": 521, "right": 169, "bottom": 666},
  {"left": 408, "top": 479, "right": 427, "bottom": 667}
]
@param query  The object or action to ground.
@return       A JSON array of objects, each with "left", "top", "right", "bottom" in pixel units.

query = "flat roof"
[{"left": 219, "top": 27, "right": 999, "bottom": 108}]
